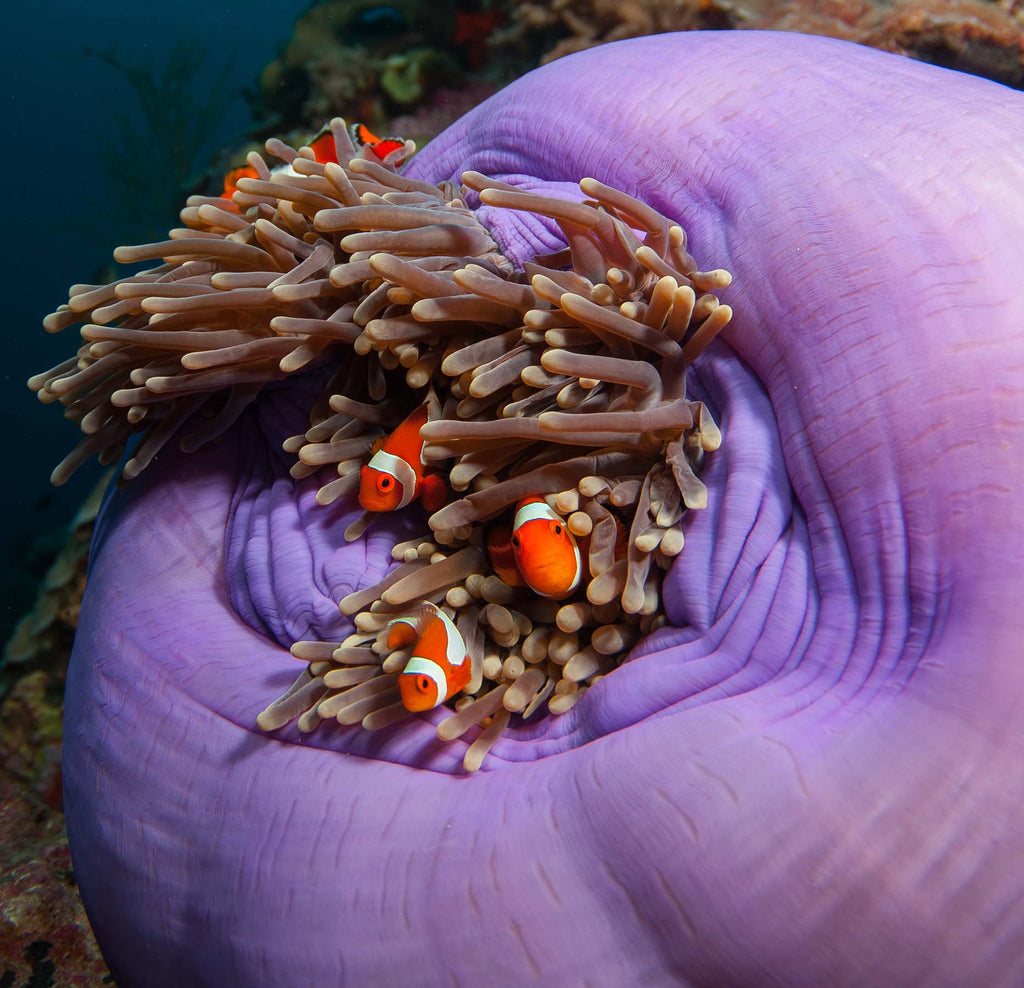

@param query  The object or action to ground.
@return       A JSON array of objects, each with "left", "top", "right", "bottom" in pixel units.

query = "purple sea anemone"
[{"left": 41, "top": 30, "right": 1024, "bottom": 986}]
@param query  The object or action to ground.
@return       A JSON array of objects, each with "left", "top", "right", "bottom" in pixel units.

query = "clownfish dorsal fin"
[
  {"left": 348, "top": 121, "right": 410, "bottom": 164},
  {"left": 411, "top": 600, "right": 440, "bottom": 635},
  {"left": 306, "top": 123, "right": 340, "bottom": 166}
]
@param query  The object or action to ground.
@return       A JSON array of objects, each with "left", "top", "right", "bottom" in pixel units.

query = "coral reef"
[
  {"left": 0, "top": 476, "right": 111, "bottom": 983},
  {"left": 0, "top": 673, "right": 64, "bottom": 813},
  {"left": 1, "top": 419, "right": 125, "bottom": 982},
  {"left": 2, "top": 474, "right": 109, "bottom": 805},
  {"left": 0, "top": 771, "right": 110, "bottom": 985},
  {"left": 497, "top": 0, "right": 1024, "bottom": 87},
  {"left": 248, "top": 0, "right": 1024, "bottom": 189},
  {"left": 3, "top": 476, "right": 108, "bottom": 694},
  {"left": 257, "top": 0, "right": 489, "bottom": 136}
]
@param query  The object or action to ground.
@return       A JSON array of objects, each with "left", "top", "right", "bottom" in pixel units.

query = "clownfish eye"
[
  {"left": 554, "top": 524, "right": 562, "bottom": 535},
  {"left": 377, "top": 475, "right": 392, "bottom": 493},
  {"left": 511, "top": 534, "right": 520, "bottom": 549},
  {"left": 415, "top": 674, "right": 432, "bottom": 694}
]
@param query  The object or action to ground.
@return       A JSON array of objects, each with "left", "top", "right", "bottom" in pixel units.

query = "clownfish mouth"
[{"left": 520, "top": 560, "right": 579, "bottom": 593}]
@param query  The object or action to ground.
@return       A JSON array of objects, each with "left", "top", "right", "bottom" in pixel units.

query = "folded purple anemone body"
[{"left": 63, "top": 31, "right": 1024, "bottom": 985}]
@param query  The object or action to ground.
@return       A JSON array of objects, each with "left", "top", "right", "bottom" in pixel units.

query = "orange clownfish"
[
  {"left": 219, "top": 121, "right": 365, "bottom": 200},
  {"left": 358, "top": 403, "right": 447, "bottom": 513},
  {"left": 220, "top": 127, "right": 337, "bottom": 201},
  {"left": 487, "top": 496, "right": 583, "bottom": 600},
  {"left": 349, "top": 122, "right": 407, "bottom": 162},
  {"left": 220, "top": 163, "right": 259, "bottom": 200},
  {"left": 388, "top": 603, "right": 471, "bottom": 711}
]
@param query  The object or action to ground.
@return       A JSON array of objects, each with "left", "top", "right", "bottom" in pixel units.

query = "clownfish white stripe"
[
  {"left": 436, "top": 608, "right": 469, "bottom": 668},
  {"left": 564, "top": 544, "right": 582, "bottom": 592},
  {"left": 513, "top": 500, "right": 559, "bottom": 528},
  {"left": 401, "top": 656, "right": 448, "bottom": 708},
  {"left": 366, "top": 449, "right": 417, "bottom": 509}
]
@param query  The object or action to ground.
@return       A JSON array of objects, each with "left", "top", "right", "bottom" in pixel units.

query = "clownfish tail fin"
[{"left": 423, "top": 386, "right": 442, "bottom": 420}]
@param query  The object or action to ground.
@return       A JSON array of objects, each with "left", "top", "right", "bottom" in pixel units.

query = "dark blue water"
[{"left": 3, "top": 0, "right": 312, "bottom": 645}]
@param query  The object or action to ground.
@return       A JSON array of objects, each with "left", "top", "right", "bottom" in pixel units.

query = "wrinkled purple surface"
[{"left": 64, "top": 31, "right": 1024, "bottom": 986}]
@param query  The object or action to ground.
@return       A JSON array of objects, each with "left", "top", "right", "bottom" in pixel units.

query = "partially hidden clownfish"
[
  {"left": 358, "top": 403, "right": 447, "bottom": 513},
  {"left": 219, "top": 123, "right": 338, "bottom": 200},
  {"left": 388, "top": 602, "right": 471, "bottom": 711},
  {"left": 348, "top": 122, "right": 407, "bottom": 161},
  {"left": 487, "top": 496, "right": 585, "bottom": 600},
  {"left": 220, "top": 163, "right": 260, "bottom": 201},
  {"left": 220, "top": 122, "right": 406, "bottom": 200}
]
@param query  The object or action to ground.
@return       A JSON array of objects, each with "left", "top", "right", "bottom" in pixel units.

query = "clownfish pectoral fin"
[
  {"left": 486, "top": 523, "right": 526, "bottom": 588},
  {"left": 419, "top": 474, "right": 448, "bottom": 514},
  {"left": 448, "top": 652, "right": 472, "bottom": 695}
]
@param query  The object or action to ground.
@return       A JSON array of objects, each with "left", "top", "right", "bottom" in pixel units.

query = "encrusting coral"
[
  {"left": 496, "top": 0, "right": 1024, "bottom": 90},
  {"left": 33, "top": 118, "right": 731, "bottom": 771}
]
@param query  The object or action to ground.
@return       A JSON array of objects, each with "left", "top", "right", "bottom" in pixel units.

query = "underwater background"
[
  {"left": 4, "top": 0, "right": 1024, "bottom": 979},
  {"left": 4, "top": 0, "right": 315, "bottom": 655},
  {"left": 2, "top": 1, "right": 323, "bottom": 979}
]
